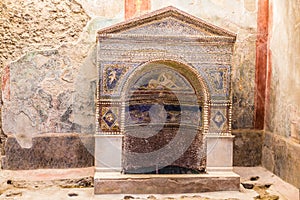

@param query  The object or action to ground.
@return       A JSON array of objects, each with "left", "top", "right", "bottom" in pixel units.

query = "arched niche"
[
  {"left": 121, "top": 60, "right": 209, "bottom": 174},
  {"left": 94, "top": 6, "right": 239, "bottom": 194}
]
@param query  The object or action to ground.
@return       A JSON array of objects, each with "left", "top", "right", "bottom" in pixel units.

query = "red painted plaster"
[
  {"left": 2, "top": 65, "right": 10, "bottom": 100},
  {"left": 254, "top": 0, "right": 270, "bottom": 129},
  {"left": 264, "top": 2, "right": 273, "bottom": 129},
  {"left": 125, "top": 0, "right": 151, "bottom": 20}
]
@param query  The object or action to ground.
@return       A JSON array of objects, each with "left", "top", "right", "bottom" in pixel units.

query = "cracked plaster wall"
[
  {"left": 0, "top": 1, "right": 257, "bottom": 152},
  {"left": 0, "top": 0, "right": 124, "bottom": 150}
]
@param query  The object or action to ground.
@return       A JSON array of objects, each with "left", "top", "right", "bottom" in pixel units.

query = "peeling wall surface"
[
  {"left": 0, "top": 0, "right": 125, "bottom": 147},
  {"left": 0, "top": 1, "right": 263, "bottom": 170},
  {"left": 262, "top": 0, "right": 300, "bottom": 188}
]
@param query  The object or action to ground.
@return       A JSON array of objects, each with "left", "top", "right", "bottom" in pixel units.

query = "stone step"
[{"left": 94, "top": 171, "right": 240, "bottom": 194}]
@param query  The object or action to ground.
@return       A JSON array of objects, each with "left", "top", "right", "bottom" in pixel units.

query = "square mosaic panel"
[
  {"left": 99, "top": 105, "right": 121, "bottom": 132},
  {"left": 209, "top": 107, "right": 229, "bottom": 133}
]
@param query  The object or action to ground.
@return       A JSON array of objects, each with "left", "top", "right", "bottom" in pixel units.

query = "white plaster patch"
[{"left": 14, "top": 112, "right": 37, "bottom": 148}]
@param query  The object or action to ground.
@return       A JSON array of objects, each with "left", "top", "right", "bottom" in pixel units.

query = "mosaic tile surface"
[
  {"left": 97, "top": 8, "right": 235, "bottom": 136},
  {"left": 102, "top": 64, "right": 130, "bottom": 95},
  {"left": 209, "top": 107, "right": 229, "bottom": 133},
  {"left": 99, "top": 105, "right": 120, "bottom": 132},
  {"left": 120, "top": 17, "right": 212, "bottom": 36},
  {"left": 197, "top": 65, "right": 231, "bottom": 99}
]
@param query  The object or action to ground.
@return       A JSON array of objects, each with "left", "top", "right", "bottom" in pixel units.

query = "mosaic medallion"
[
  {"left": 209, "top": 108, "right": 228, "bottom": 133},
  {"left": 212, "top": 111, "right": 226, "bottom": 128},
  {"left": 100, "top": 106, "right": 120, "bottom": 132},
  {"left": 102, "top": 109, "right": 117, "bottom": 127}
]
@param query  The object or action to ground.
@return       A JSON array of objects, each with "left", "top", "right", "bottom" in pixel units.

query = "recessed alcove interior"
[
  {"left": 94, "top": 6, "right": 239, "bottom": 194},
  {"left": 122, "top": 61, "right": 205, "bottom": 174}
]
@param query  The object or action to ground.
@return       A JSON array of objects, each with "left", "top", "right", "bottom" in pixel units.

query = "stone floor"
[{"left": 0, "top": 167, "right": 299, "bottom": 200}]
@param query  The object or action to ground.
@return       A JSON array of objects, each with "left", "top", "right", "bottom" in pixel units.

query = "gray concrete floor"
[{"left": 0, "top": 167, "right": 299, "bottom": 200}]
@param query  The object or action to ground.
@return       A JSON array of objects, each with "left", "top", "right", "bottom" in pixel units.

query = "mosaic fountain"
[{"left": 94, "top": 6, "right": 240, "bottom": 194}]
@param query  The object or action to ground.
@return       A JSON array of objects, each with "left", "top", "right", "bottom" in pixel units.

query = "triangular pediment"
[{"left": 97, "top": 6, "right": 236, "bottom": 38}]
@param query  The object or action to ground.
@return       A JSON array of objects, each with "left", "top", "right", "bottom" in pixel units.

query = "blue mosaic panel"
[
  {"left": 209, "top": 108, "right": 228, "bottom": 133},
  {"left": 99, "top": 106, "right": 120, "bottom": 132},
  {"left": 105, "top": 67, "right": 125, "bottom": 90},
  {"left": 101, "top": 63, "right": 131, "bottom": 96},
  {"left": 209, "top": 71, "right": 224, "bottom": 90},
  {"left": 212, "top": 111, "right": 226, "bottom": 128},
  {"left": 100, "top": 62, "right": 140, "bottom": 97},
  {"left": 125, "top": 104, "right": 201, "bottom": 126},
  {"left": 196, "top": 65, "right": 231, "bottom": 99}
]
